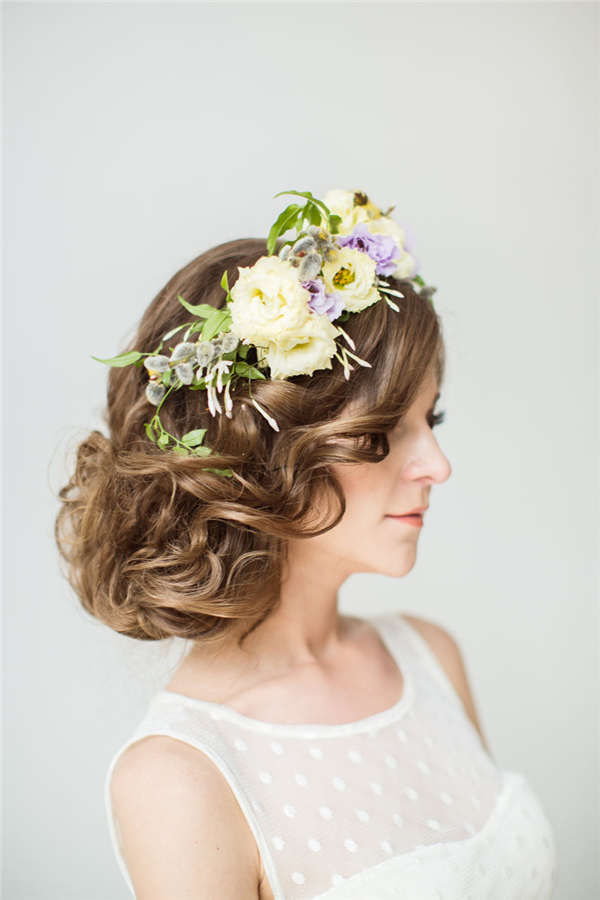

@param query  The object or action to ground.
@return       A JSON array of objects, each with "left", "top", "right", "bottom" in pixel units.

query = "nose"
[{"left": 403, "top": 433, "right": 452, "bottom": 485}]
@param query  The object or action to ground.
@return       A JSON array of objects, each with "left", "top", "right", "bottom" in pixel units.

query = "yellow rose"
[
  {"left": 229, "top": 256, "right": 312, "bottom": 346},
  {"left": 322, "top": 247, "right": 380, "bottom": 314},
  {"left": 323, "top": 189, "right": 381, "bottom": 236},
  {"left": 264, "top": 314, "right": 340, "bottom": 379}
]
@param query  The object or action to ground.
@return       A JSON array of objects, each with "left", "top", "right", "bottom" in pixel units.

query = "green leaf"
[
  {"left": 177, "top": 294, "right": 218, "bottom": 318},
  {"left": 266, "top": 204, "right": 301, "bottom": 255},
  {"left": 413, "top": 275, "right": 425, "bottom": 286},
  {"left": 183, "top": 321, "right": 204, "bottom": 342},
  {"left": 334, "top": 310, "right": 351, "bottom": 323},
  {"left": 206, "top": 467, "right": 233, "bottom": 477},
  {"left": 92, "top": 351, "right": 143, "bottom": 367},
  {"left": 202, "top": 309, "right": 231, "bottom": 342},
  {"left": 144, "top": 422, "right": 157, "bottom": 441},
  {"left": 161, "top": 369, "right": 172, "bottom": 387},
  {"left": 162, "top": 324, "right": 189, "bottom": 342},
  {"left": 172, "top": 446, "right": 190, "bottom": 457},
  {"left": 220, "top": 270, "right": 233, "bottom": 304},
  {"left": 274, "top": 191, "right": 329, "bottom": 217},
  {"left": 157, "top": 433, "right": 170, "bottom": 448},
  {"left": 192, "top": 445, "right": 213, "bottom": 458},
  {"left": 306, "top": 203, "right": 322, "bottom": 227},
  {"left": 237, "top": 343, "right": 250, "bottom": 359},
  {"left": 181, "top": 428, "right": 208, "bottom": 447},
  {"left": 329, "top": 214, "right": 342, "bottom": 235},
  {"left": 233, "top": 361, "right": 266, "bottom": 379}
]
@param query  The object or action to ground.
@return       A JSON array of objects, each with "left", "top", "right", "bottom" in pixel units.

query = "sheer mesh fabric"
[{"left": 105, "top": 614, "right": 558, "bottom": 899}]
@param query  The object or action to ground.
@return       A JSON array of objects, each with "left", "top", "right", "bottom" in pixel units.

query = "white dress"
[{"left": 105, "top": 613, "right": 558, "bottom": 899}]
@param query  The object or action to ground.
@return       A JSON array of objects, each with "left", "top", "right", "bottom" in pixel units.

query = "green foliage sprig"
[
  {"left": 94, "top": 289, "right": 268, "bottom": 476},
  {"left": 266, "top": 190, "right": 342, "bottom": 256}
]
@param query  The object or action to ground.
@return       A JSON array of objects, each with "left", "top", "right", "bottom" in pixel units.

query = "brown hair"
[{"left": 54, "top": 238, "right": 445, "bottom": 650}]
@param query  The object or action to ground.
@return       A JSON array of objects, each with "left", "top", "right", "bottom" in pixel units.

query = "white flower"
[
  {"left": 390, "top": 250, "right": 416, "bottom": 279},
  {"left": 323, "top": 189, "right": 381, "bottom": 235},
  {"left": 229, "top": 256, "right": 312, "bottom": 347},
  {"left": 322, "top": 247, "right": 380, "bottom": 314},
  {"left": 265, "top": 314, "right": 340, "bottom": 379},
  {"left": 323, "top": 190, "right": 416, "bottom": 281},
  {"left": 366, "top": 216, "right": 406, "bottom": 249},
  {"left": 366, "top": 217, "right": 415, "bottom": 279}
]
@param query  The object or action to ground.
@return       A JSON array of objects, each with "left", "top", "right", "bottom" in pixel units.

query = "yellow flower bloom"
[{"left": 322, "top": 247, "right": 380, "bottom": 314}]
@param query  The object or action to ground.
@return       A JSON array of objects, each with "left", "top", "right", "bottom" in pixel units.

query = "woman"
[{"left": 55, "top": 189, "right": 558, "bottom": 899}]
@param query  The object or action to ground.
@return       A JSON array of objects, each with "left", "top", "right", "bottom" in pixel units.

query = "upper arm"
[
  {"left": 402, "top": 614, "right": 493, "bottom": 757},
  {"left": 109, "top": 735, "right": 260, "bottom": 900}
]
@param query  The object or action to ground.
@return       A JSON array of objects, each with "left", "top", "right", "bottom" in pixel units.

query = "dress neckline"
[{"left": 156, "top": 614, "right": 416, "bottom": 738}]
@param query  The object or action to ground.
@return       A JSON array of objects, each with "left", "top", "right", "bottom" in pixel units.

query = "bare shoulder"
[
  {"left": 110, "top": 735, "right": 260, "bottom": 899},
  {"left": 399, "top": 614, "right": 492, "bottom": 756}
]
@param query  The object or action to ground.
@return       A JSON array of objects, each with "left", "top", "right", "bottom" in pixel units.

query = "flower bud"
[
  {"left": 322, "top": 243, "right": 339, "bottom": 263},
  {"left": 196, "top": 342, "right": 216, "bottom": 367},
  {"left": 146, "top": 381, "right": 166, "bottom": 406},
  {"left": 175, "top": 362, "right": 194, "bottom": 385},
  {"left": 221, "top": 332, "right": 239, "bottom": 353},
  {"left": 307, "top": 225, "right": 331, "bottom": 245},
  {"left": 298, "top": 251, "right": 322, "bottom": 281},
  {"left": 291, "top": 236, "right": 316, "bottom": 255},
  {"left": 170, "top": 342, "right": 196, "bottom": 362},
  {"left": 143, "top": 355, "right": 170, "bottom": 373}
]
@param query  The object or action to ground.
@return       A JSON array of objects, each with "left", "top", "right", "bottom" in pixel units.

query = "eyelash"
[{"left": 428, "top": 410, "right": 446, "bottom": 428}]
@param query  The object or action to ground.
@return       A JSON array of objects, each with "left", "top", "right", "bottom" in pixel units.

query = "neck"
[{"left": 236, "top": 538, "right": 354, "bottom": 669}]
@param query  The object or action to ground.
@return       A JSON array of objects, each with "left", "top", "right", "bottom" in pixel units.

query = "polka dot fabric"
[{"left": 105, "top": 615, "right": 558, "bottom": 899}]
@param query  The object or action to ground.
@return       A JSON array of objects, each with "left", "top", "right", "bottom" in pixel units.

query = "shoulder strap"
[{"left": 376, "top": 613, "right": 466, "bottom": 714}]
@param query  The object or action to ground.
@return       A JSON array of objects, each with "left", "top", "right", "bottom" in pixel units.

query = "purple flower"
[
  {"left": 302, "top": 279, "right": 345, "bottom": 322},
  {"left": 337, "top": 223, "right": 400, "bottom": 276}
]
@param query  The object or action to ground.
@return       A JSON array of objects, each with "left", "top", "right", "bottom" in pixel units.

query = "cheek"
[{"left": 335, "top": 467, "right": 389, "bottom": 521}]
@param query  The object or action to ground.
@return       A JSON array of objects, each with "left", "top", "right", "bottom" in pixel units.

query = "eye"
[{"left": 428, "top": 409, "right": 446, "bottom": 429}]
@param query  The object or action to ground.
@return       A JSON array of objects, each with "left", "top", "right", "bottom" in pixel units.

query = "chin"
[{"left": 380, "top": 545, "right": 418, "bottom": 578}]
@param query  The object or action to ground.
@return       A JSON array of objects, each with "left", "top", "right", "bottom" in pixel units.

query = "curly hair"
[{"left": 54, "top": 238, "right": 445, "bottom": 651}]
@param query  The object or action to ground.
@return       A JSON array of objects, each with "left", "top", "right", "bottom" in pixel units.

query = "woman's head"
[
  {"left": 55, "top": 237, "right": 447, "bottom": 650},
  {"left": 284, "top": 375, "right": 451, "bottom": 588}
]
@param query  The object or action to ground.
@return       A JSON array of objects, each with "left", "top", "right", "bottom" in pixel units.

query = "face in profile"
[{"left": 288, "top": 378, "right": 452, "bottom": 581}]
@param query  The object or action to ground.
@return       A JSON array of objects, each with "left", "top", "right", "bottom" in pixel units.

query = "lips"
[{"left": 389, "top": 506, "right": 428, "bottom": 516}]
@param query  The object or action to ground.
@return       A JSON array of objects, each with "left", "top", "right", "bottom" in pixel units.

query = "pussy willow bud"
[
  {"left": 146, "top": 381, "right": 166, "bottom": 406},
  {"left": 196, "top": 342, "right": 216, "bottom": 367},
  {"left": 307, "top": 225, "right": 331, "bottom": 245},
  {"left": 291, "top": 236, "right": 316, "bottom": 255},
  {"left": 143, "top": 355, "right": 170, "bottom": 373},
  {"left": 170, "top": 342, "right": 197, "bottom": 362},
  {"left": 298, "top": 252, "right": 322, "bottom": 281},
  {"left": 175, "top": 362, "right": 194, "bottom": 385},
  {"left": 221, "top": 332, "right": 239, "bottom": 353}
]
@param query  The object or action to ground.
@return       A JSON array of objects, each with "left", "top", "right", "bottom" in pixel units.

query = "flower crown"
[{"left": 95, "top": 189, "right": 436, "bottom": 476}]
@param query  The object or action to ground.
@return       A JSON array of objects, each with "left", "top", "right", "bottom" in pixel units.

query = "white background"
[{"left": 3, "top": 3, "right": 598, "bottom": 898}]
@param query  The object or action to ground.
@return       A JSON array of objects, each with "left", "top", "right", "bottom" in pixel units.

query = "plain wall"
[{"left": 3, "top": 3, "right": 598, "bottom": 898}]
